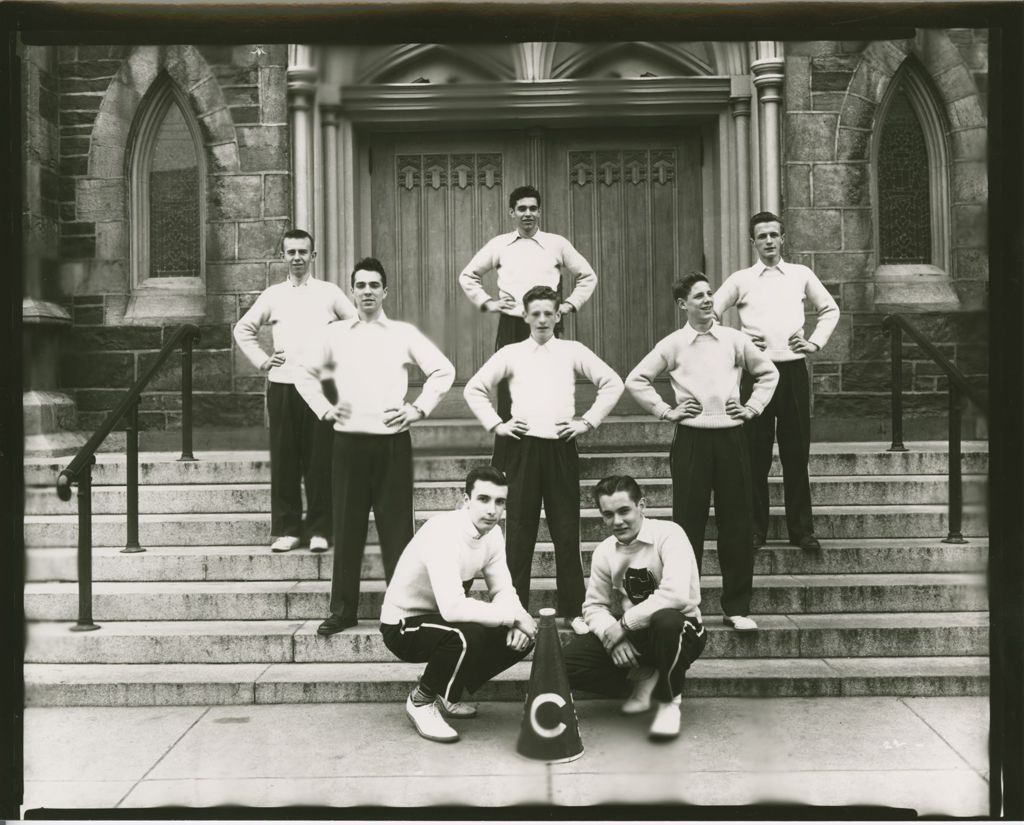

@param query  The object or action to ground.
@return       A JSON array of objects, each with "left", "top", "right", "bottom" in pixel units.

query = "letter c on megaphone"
[{"left": 529, "top": 692, "right": 567, "bottom": 739}]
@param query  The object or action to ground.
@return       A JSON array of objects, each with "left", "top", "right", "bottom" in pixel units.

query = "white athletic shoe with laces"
[
  {"left": 723, "top": 615, "right": 758, "bottom": 631},
  {"left": 437, "top": 696, "right": 478, "bottom": 718},
  {"left": 621, "top": 669, "right": 659, "bottom": 715},
  {"left": 406, "top": 694, "right": 459, "bottom": 742},
  {"left": 308, "top": 536, "right": 329, "bottom": 553},
  {"left": 648, "top": 699, "right": 682, "bottom": 740},
  {"left": 270, "top": 535, "right": 300, "bottom": 553}
]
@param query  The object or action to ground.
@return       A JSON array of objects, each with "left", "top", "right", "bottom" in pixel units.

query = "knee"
[{"left": 650, "top": 608, "right": 686, "bottom": 636}]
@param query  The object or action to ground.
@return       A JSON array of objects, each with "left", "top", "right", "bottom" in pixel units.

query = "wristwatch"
[{"left": 409, "top": 403, "right": 425, "bottom": 419}]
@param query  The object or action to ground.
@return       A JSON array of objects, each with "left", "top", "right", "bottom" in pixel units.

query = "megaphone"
[{"left": 516, "top": 608, "right": 584, "bottom": 763}]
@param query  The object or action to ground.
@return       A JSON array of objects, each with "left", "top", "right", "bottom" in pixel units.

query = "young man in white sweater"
[
  {"left": 234, "top": 229, "right": 357, "bottom": 553},
  {"left": 563, "top": 475, "right": 706, "bottom": 741},
  {"left": 464, "top": 285, "right": 624, "bottom": 636},
  {"left": 380, "top": 466, "right": 538, "bottom": 743},
  {"left": 713, "top": 212, "right": 840, "bottom": 552},
  {"left": 626, "top": 273, "right": 778, "bottom": 631}
]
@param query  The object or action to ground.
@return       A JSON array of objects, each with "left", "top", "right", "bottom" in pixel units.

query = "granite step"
[
  {"left": 24, "top": 442, "right": 990, "bottom": 487},
  {"left": 25, "top": 613, "right": 990, "bottom": 664},
  {"left": 23, "top": 656, "right": 990, "bottom": 706},
  {"left": 26, "top": 538, "right": 990, "bottom": 583},
  {"left": 24, "top": 505, "right": 989, "bottom": 548},
  {"left": 24, "top": 573, "right": 988, "bottom": 622},
  {"left": 24, "top": 474, "right": 989, "bottom": 516}
]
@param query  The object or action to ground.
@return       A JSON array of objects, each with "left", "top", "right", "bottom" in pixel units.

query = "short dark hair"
[
  {"left": 672, "top": 272, "right": 710, "bottom": 302},
  {"left": 282, "top": 229, "right": 314, "bottom": 250},
  {"left": 592, "top": 475, "right": 644, "bottom": 508},
  {"left": 465, "top": 465, "right": 508, "bottom": 497},
  {"left": 522, "top": 284, "right": 560, "bottom": 312},
  {"left": 509, "top": 185, "right": 541, "bottom": 209},
  {"left": 749, "top": 211, "right": 784, "bottom": 238},
  {"left": 351, "top": 256, "right": 387, "bottom": 287}
]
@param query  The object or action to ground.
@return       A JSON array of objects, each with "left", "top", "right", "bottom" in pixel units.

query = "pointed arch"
[
  {"left": 127, "top": 72, "right": 207, "bottom": 290},
  {"left": 357, "top": 43, "right": 513, "bottom": 84},
  {"left": 551, "top": 42, "right": 713, "bottom": 80}
]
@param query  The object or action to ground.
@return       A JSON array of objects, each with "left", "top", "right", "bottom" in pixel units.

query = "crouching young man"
[
  {"left": 379, "top": 466, "right": 538, "bottom": 743},
  {"left": 564, "top": 475, "right": 706, "bottom": 741}
]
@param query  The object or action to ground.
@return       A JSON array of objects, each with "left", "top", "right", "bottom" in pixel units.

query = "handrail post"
[
  {"left": 122, "top": 398, "right": 145, "bottom": 554},
  {"left": 179, "top": 333, "right": 196, "bottom": 461},
  {"left": 944, "top": 386, "right": 967, "bottom": 544},
  {"left": 70, "top": 457, "right": 100, "bottom": 631},
  {"left": 887, "top": 322, "right": 908, "bottom": 452}
]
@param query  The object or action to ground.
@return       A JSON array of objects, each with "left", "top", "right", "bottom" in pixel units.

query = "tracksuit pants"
[
  {"left": 329, "top": 430, "right": 414, "bottom": 621},
  {"left": 670, "top": 424, "right": 754, "bottom": 617},
  {"left": 381, "top": 614, "right": 532, "bottom": 701},
  {"left": 564, "top": 609, "right": 706, "bottom": 703},
  {"left": 741, "top": 359, "right": 814, "bottom": 542},
  {"left": 505, "top": 436, "right": 586, "bottom": 617},
  {"left": 266, "top": 381, "right": 333, "bottom": 539}
]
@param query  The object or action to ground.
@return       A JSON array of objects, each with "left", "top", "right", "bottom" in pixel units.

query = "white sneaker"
[
  {"left": 723, "top": 615, "right": 758, "bottom": 631},
  {"left": 621, "top": 670, "right": 659, "bottom": 715},
  {"left": 270, "top": 535, "right": 300, "bottom": 553},
  {"left": 309, "top": 536, "right": 329, "bottom": 553},
  {"left": 406, "top": 694, "right": 459, "bottom": 743},
  {"left": 437, "top": 696, "right": 478, "bottom": 719},
  {"left": 570, "top": 616, "right": 589, "bottom": 636},
  {"left": 648, "top": 699, "right": 682, "bottom": 740}
]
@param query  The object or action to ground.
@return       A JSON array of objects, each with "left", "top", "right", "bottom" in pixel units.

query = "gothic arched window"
[
  {"left": 878, "top": 89, "right": 932, "bottom": 265},
  {"left": 128, "top": 75, "right": 206, "bottom": 294}
]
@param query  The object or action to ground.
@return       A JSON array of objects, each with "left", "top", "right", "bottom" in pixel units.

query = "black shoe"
[
  {"left": 317, "top": 615, "right": 357, "bottom": 636},
  {"left": 752, "top": 533, "right": 766, "bottom": 550},
  {"left": 797, "top": 535, "right": 821, "bottom": 552}
]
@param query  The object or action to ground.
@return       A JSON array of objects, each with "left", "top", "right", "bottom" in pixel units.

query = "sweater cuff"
[
  {"left": 652, "top": 401, "right": 672, "bottom": 420},
  {"left": 587, "top": 612, "right": 618, "bottom": 638},
  {"left": 621, "top": 608, "right": 647, "bottom": 632},
  {"left": 744, "top": 399, "right": 765, "bottom": 416}
]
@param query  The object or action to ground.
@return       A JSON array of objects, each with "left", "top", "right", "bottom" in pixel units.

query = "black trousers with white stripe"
[
  {"left": 563, "top": 609, "right": 706, "bottom": 704},
  {"left": 380, "top": 614, "right": 532, "bottom": 702}
]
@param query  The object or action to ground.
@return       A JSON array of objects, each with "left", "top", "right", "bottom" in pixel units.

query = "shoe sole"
[
  {"left": 648, "top": 730, "right": 680, "bottom": 742},
  {"left": 317, "top": 620, "right": 357, "bottom": 637},
  {"left": 722, "top": 618, "right": 758, "bottom": 632},
  {"left": 406, "top": 708, "right": 459, "bottom": 742},
  {"left": 439, "top": 707, "right": 478, "bottom": 719},
  {"left": 621, "top": 704, "right": 651, "bottom": 716}
]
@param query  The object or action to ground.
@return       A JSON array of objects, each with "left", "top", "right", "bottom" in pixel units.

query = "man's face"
[
  {"left": 677, "top": 279, "right": 715, "bottom": 325},
  {"left": 282, "top": 237, "right": 315, "bottom": 278},
  {"left": 464, "top": 479, "right": 508, "bottom": 535},
  {"left": 598, "top": 490, "right": 646, "bottom": 545},
  {"left": 524, "top": 298, "right": 560, "bottom": 343},
  {"left": 751, "top": 220, "right": 784, "bottom": 266},
  {"left": 352, "top": 269, "right": 387, "bottom": 315},
  {"left": 510, "top": 197, "right": 540, "bottom": 236}
]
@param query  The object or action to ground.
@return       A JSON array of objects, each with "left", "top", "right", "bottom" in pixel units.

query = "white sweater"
[{"left": 379, "top": 508, "right": 527, "bottom": 627}]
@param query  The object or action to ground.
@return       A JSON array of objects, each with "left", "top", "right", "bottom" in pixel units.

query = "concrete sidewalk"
[{"left": 23, "top": 697, "right": 989, "bottom": 814}]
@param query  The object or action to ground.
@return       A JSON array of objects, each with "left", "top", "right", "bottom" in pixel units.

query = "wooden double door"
[{"left": 369, "top": 127, "right": 703, "bottom": 412}]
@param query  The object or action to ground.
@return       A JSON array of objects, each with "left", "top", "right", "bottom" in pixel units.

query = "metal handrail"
[
  {"left": 55, "top": 323, "right": 201, "bottom": 631},
  {"left": 881, "top": 313, "right": 987, "bottom": 545}
]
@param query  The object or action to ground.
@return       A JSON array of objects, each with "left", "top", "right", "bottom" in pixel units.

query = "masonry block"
[
  {"left": 76, "top": 178, "right": 125, "bottom": 221},
  {"left": 264, "top": 174, "right": 290, "bottom": 218},
  {"left": 819, "top": 314, "right": 852, "bottom": 361},
  {"left": 785, "top": 114, "right": 838, "bottom": 162},
  {"left": 60, "top": 351, "right": 134, "bottom": 389},
  {"left": 234, "top": 377, "right": 267, "bottom": 393},
  {"left": 209, "top": 142, "right": 241, "bottom": 174},
  {"left": 61, "top": 92, "right": 103, "bottom": 111},
  {"left": 60, "top": 156, "right": 88, "bottom": 176},
  {"left": 189, "top": 324, "right": 233, "bottom": 350},
  {"left": 810, "top": 71, "right": 852, "bottom": 92},
  {"left": 60, "top": 137, "right": 90, "bottom": 156},
  {"left": 238, "top": 220, "right": 290, "bottom": 260},
  {"left": 62, "top": 60, "right": 122, "bottom": 79},
  {"left": 69, "top": 326, "right": 162, "bottom": 352},
  {"left": 919, "top": 30, "right": 969, "bottom": 74},
  {"left": 841, "top": 281, "right": 876, "bottom": 312},
  {"left": 846, "top": 63, "right": 890, "bottom": 104},
  {"left": 812, "top": 164, "right": 869, "bottom": 207},
  {"left": 139, "top": 348, "right": 234, "bottom": 393},
  {"left": 260, "top": 66, "right": 288, "bottom": 122},
  {"left": 95, "top": 221, "right": 126, "bottom": 260},
  {"left": 953, "top": 248, "right": 987, "bottom": 281},
  {"left": 933, "top": 64, "right": 981, "bottom": 104},
  {"left": 851, "top": 323, "right": 891, "bottom": 362},
  {"left": 950, "top": 161, "right": 987, "bottom": 203},
  {"left": 193, "top": 393, "right": 265, "bottom": 428},
  {"left": 842, "top": 361, "right": 909, "bottom": 392},
  {"left": 786, "top": 42, "right": 842, "bottom": 58},
  {"left": 207, "top": 221, "right": 238, "bottom": 263},
  {"left": 203, "top": 294, "right": 240, "bottom": 325},
  {"left": 211, "top": 175, "right": 263, "bottom": 220},
  {"left": 785, "top": 57, "right": 811, "bottom": 110},
  {"left": 207, "top": 262, "right": 267, "bottom": 293},
  {"left": 224, "top": 86, "right": 259, "bottom": 106},
  {"left": 60, "top": 235, "right": 95, "bottom": 259},
  {"left": 948, "top": 95, "right": 985, "bottom": 130},
  {"left": 61, "top": 78, "right": 113, "bottom": 95},
  {"left": 811, "top": 92, "right": 845, "bottom": 113},
  {"left": 838, "top": 95, "right": 876, "bottom": 131},
  {"left": 191, "top": 76, "right": 226, "bottom": 118},
  {"left": 785, "top": 209, "right": 842, "bottom": 252},
  {"left": 230, "top": 106, "right": 260, "bottom": 125},
  {"left": 233, "top": 334, "right": 272, "bottom": 377},
  {"left": 842, "top": 209, "right": 872, "bottom": 250},
  {"left": 237, "top": 126, "right": 289, "bottom": 172},
  {"left": 198, "top": 107, "right": 236, "bottom": 146},
  {"left": 953, "top": 204, "right": 986, "bottom": 248}
]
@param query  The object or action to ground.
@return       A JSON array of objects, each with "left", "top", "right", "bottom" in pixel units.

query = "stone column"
[
  {"left": 751, "top": 43, "right": 785, "bottom": 214},
  {"left": 287, "top": 45, "right": 317, "bottom": 232},
  {"left": 319, "top": 89, "right": 341, "bottom": 285},
  {"left": 729, "top": 77, "right": 753, "bottom": 266}
]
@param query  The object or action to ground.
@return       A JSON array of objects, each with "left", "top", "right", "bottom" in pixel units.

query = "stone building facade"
[{"left": 20, "top": 33, "right": 989, "bottom": 450}]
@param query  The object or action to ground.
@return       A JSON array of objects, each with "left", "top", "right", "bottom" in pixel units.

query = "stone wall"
[
  {"left": 55, "top": 44, "right": 290, "bottom": 431},
  {"left": 784, "top": 30, "right": 988, "bottom": 439}
]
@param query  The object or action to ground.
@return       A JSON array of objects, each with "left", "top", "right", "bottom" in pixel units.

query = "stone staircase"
[{"left": 23, "top": 418, "right": 990, "bottom": 706}]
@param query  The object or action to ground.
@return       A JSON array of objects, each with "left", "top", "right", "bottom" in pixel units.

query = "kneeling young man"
[
  {"left": 380, "top": 466, "right": 538, "bottom": 743},
  {"left": 564, "top": 475, "right": 707, "bottom": 741}
]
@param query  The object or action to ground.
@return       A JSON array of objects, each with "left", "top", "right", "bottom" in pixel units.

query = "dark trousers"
[
  {"left": 491, "top": 314, "right": 531, "bottom": 470},
  {"left": 381, "top": 614, "right": 532, "bottom": 701},
  {"left": 670, "top": 425, "right": 754, "bottom": 617},
  {"left": 505, "top": 436, "right": 585, "bottom": 616},
  {"left": 267, "top": 382, "right": 333, "bottom": 539},
  {"left": 564, "top": 610, "right": 706, "bottom": 703},
  {"left": 329, "top": 430, "right": 414, "bottom": 620},
  {"left": 741, "top": 359, "right": 814, "bottom": 542}
]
